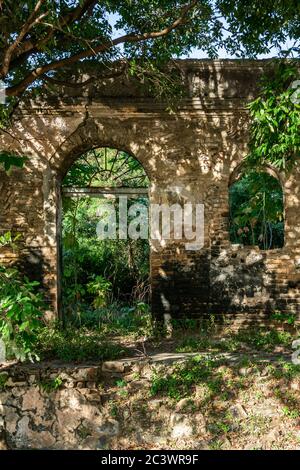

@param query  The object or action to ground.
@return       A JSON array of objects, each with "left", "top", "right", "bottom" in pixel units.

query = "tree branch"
[
  {"left": 0, "top": 0, "right": 47, "bottom": 78},
  {"left": 42, "top": 61, "right": 128, "bottom": 88},
  {"left": 5, "top": 0, "right": 197, "bottom": 97},
  {"left": 2, "top": 0, "right": 98, "bottom": 74}
]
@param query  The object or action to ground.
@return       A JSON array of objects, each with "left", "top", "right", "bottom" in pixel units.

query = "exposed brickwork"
[{"left": 0, "top": 60, "right": 299, "bottom": 322}]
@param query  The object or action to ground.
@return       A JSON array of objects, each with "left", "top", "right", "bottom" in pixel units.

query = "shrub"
[
  {"left": 65, "top": 301, "right": 153, "bottom": 338},
  {"left": 87, "top": 275, "right": 112, "bottom": 308},
  {"left": 0, "top": 266, "right": 44, "bottom": 361},
  {"left": 35, "top": 324, "right": 127, "bottom": 362}
]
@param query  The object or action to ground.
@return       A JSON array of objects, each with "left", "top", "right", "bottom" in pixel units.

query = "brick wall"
[{"left": 0, "top": 60, "right": 299, "bottom": 322}]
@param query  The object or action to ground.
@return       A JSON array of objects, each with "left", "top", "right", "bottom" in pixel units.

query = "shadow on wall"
[
  {"left": 210, "top": 246, "right": 273, "bottom": 316},
  {"left": 0, "top": 60, "right": 299, "bottom": 322}
]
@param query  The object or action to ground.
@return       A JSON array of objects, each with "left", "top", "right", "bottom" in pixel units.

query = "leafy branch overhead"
[
  {"left": 0, "top": 0, "right": 299, "bottom": 99},
  {"left": 0, "top": 2, "right": 299, "bottom": 172}
]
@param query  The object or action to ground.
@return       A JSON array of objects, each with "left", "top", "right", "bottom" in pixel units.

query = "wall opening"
[
  {"left": 60, "top": 147, "right": 150, "bottom": 326},
  {"left": 229, "top": 170, "right": 284, "bottom": 250}
]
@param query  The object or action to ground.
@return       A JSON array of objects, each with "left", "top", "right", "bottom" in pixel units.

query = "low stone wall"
[
  {"left": 1, "top": 353, "right": 299, "bottom": 450},
  {"left": 0, "top": 358, "right": 207, "bottom": 450}
]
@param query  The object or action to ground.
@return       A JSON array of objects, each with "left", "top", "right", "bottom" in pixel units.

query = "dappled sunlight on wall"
[{"left": 0, "top": 60, "right": 299, "bottom": 321}]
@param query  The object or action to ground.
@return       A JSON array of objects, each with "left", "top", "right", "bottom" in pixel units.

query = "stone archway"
[
  {"left": 47, "top": 118, "right": 158, "bottom": 319},
  {"left": 0, "top": 60, "right": 299, "bottom": 322}
]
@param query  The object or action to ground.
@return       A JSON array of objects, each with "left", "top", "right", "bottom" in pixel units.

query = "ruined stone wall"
[
  {"left": 0, "top": 60, "right": 300, "bottom": 322},
  {"left": 1, "top": 354, "right": 300, "bottom": 450},
  {"left": 0, "top": 359, "right": 208, "bottom": 450}
]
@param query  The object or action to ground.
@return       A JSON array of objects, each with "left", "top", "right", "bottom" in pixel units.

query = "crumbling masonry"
[{"left": 1, "top": 60, "right": 300, "bottom": 324}]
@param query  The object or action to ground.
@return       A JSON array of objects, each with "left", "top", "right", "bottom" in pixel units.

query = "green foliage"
[
  {"left": 76, "top": 425, "right": 92, "bottom": 440},
  {"left": 247, "top": 62, "right": 300, "bottom": 170},
  {"left": 35, "top": 324, "right": 127, "bottom": 362},
  {"left": 269, "top": 362, "right": 300, "bottom": 380},
  {"left": 64, "top": 301, "right": 153, "bottom": 339},
  {"left": 174, "top": 326, "right": 294, "bottom": 354},
  {"left": 61, "top": 148, "right": 150, "bottom": 325},
  {"left": 63, "top": 148, "right": 149, "bottom": 188},
  {"left": 87, "top": 276, "right": 112, "bottom": 309},
  {"left": 0, "top": 231, "right": 44, "bottom": 361},
  {"left": 171, "top": 315, "right": 218, "bottom": 333},
  {"left": 102, "top": 301, "right": 152, "bottom": 337},
  {"left": 271, "top": 311, "right": 297, "bottom": 325},
  {"left": 39, "top": 376, "right": 63, "bottom": 393},
  {"left": 0, "top": 266, "right": 44, "bottom": 361},
  {"left": 229, "top": 171, "right": 284, "bottom": 249},
  {"left": 282, "top": 406, "right": 300, "bottom": 419},
  {"left": 62, "top": 196, "right": 150, "bottom": 316},
  {"left": 0, "top": 231, "right": 21, "bottom": 249},
  {"left": 216, "top": 1, "right": 300, "bottom": 58},
  {"left": 175, "top": 336, "right": 210, "bottom": 353},
  {"left": 233, "top": 329, "right": 293, "bottom": 351},
  {"left": 0, "top": 373, "right": 7, "bottom": 391},
  {"left": 0, "top": 152, "right": 27, "bottom": 172},
  {"left": 0, "top": 1, "right": 298, "bottom": 106},
  {"left": 171, "top": 318, "right": 199, "bottom": 330},
  {"left": 150, "top": 356, "right": 219, "bottom": 401}
]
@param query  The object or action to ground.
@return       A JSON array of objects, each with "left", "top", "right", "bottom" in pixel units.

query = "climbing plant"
[
  {"left": 235, "top": 61, "right": 299, "bottom": 249},
  {"left": 247, "top": 61, "right": 300, "bottom": 171}
]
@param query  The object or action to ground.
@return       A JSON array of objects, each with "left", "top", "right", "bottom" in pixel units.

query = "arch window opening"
[
  {"left": 229, "top": 170, "right": 284, "bottom": 250},
  {"left": 61, "top": 147, "right": 150, "bottom": 329}
]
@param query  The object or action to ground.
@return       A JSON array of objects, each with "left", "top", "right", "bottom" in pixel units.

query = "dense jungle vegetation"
[{"left": 61, "top": 147, "right": 150, "bottom": 327}]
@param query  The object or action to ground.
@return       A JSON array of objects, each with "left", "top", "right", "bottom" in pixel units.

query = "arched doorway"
[{"left": 59, "top": 146, "right": 150, "bottom": 325}]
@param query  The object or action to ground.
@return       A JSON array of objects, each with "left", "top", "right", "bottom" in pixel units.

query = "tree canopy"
[
  {"left": 0, "top": 0, "right": 299, "bottom": 99},
  {"left": 0, "top": 1, "right": 299, "bottom": 172}
]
